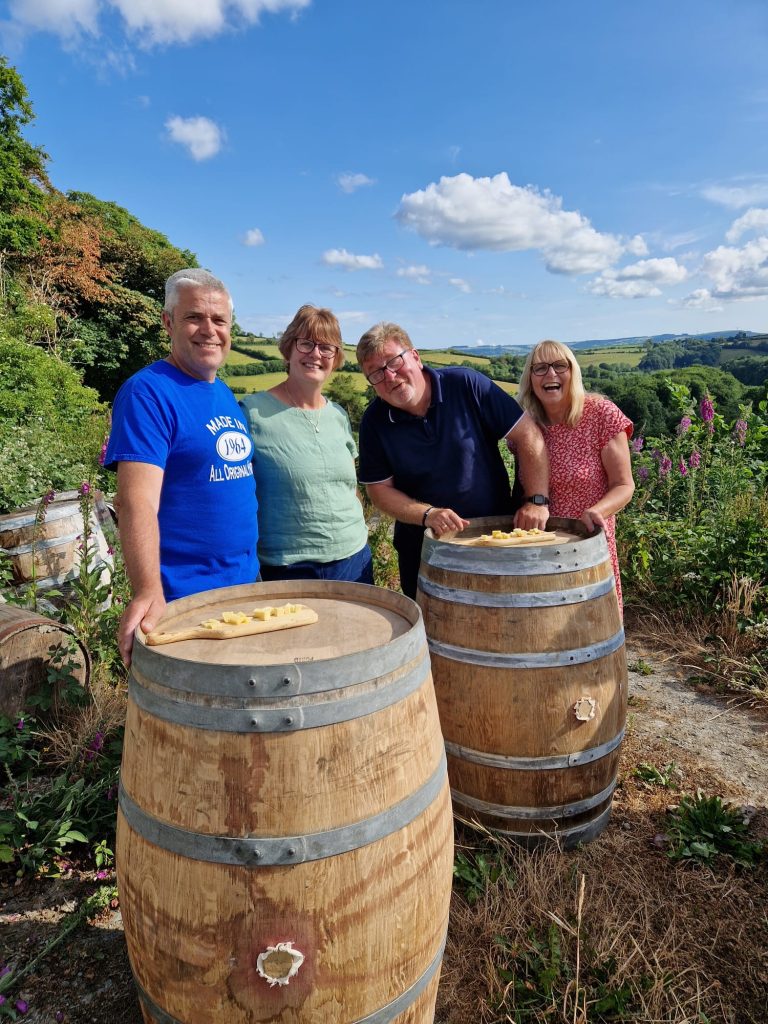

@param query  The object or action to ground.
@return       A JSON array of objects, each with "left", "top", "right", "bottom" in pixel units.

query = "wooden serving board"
[
  {"left": 146, "top": 607, "right": 319, "bottom": 646},
  {"left": 468, "top": 531, "right": 559, "bottom": 548}
]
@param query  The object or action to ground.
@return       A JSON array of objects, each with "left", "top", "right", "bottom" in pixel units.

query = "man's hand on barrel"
[
  {"left": 424, "top": 506, "right": 470, "bottom": 537},
  {"left": 513, "top": 502, "right": 550, "bottom": 531},
  {"left": 119, "top": 591, "right": 167, "bottom": 667}
]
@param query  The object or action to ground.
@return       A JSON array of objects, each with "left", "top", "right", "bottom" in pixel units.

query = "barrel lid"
[{"left": 134, "top": 580, "right": 423, "bottom": 674}]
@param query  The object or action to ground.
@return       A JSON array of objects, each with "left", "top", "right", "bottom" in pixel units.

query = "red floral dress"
[{"left": 541, "top": 397, "right": 633, "bottom": 612}]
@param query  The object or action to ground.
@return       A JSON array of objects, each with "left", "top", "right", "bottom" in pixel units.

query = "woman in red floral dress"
[{"left": 517, "top": 340, "right": 635, "bottom": 612}]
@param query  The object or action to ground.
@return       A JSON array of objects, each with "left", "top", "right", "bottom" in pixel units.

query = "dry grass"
[
  {"left": 36, "top": 676, "right": 127, "bottom": 770},
  {"left": 436, "top": 740, "right": 768, "bottom": 1023},
  {"left": 625, "top": 583, "right": 768, "bottom": 698}
]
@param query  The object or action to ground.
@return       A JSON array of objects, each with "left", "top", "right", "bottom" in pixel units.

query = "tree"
[{"left": 0, "top": 57, "right": 51, "bottom": 268}]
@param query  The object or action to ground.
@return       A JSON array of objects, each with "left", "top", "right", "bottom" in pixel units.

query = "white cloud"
[
  {"left": 678, "top": 289, "right": 724, "bottom": 311},
  {"left": 449, "top": 277, "right": 471, "bottom": 293},
  {"left": 701, "top": 181, "right": 768, "bottom": 209},
  {"left": 6, "top": 0, "right": 310, "bottom": 46},
  {"left": 7, "top": 0, "right": 99, "bottom": 38},
  {"left": 336, "top": 172, "right": 375, "bottom": 194},
  {"left": 165, "top": 115, "right": 223, "bottom": 161},
  {"left": 588, "top": 257, "right": 688, "bottom": 299},
  {"left": 396, "top": 172, "right": 643, "bottom": 275},
  {"left": 700, "top": 237, "right": 768, "bottom": 299},
  {"left": 725, "top": 207, "right": 768, "bottom": 243},
  {"left": 321, "top": 248, "right": 383, "bottom": 272},
  {"left": 243, "top": 228, "right": 265, "bottom": 246},
  {"left": 396, "top": 264, "right": 432, "bottom": 284}
]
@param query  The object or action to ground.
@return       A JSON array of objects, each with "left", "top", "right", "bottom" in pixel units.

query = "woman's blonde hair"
[
  {"left": 279, "top": 305, "right": 345, "bottom": 371},
  {"left": 518, "top": 340, "right": 586, "bottom": 426}
]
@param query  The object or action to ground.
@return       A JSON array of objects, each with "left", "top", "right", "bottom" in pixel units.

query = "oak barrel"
[
  {"left": 417, "top": 516, "right": 627, "bottom": 848},
  {"left": 0, "top": 604, "right": 90, "bottom": 718},
  {"left": 117, "top": 580, "right": 453, "bottom": 1024},
  {"left": 0, "top": 490, "right": 115, "bottom": 604}
]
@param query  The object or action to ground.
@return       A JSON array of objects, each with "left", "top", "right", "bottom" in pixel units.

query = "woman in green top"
[{"left": 239, "top": 305, "right": 373, "bottom": 584}]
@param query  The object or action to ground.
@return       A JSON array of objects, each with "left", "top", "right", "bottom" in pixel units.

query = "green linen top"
[{"left": 239, "top": 390, "right": 369, "bottom": 566}]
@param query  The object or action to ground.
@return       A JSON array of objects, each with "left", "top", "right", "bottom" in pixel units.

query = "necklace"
[{"left": 283, "top": 382, "right": 323, "bottom": 433}]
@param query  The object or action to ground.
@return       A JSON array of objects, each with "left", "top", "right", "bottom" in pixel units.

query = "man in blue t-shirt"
[
  {"left": 105, "top": 268, "right": 259, "bottom": 665},
  {"left": 357, "top": 322, "right": 550, "bottom": 598}
]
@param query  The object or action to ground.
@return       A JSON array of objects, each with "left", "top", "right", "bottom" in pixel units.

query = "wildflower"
[
  {"left": 56, "top": 1013, "right": 65, "bottom": 1023},
  {"left": 678, "top": 459, "right": 688, "bottom": 477},
  {"left": 42, "top": 489, "right": 55, "bottom": 505},
  {"left": 107, "top": 545, "right": 115, "bottom": 555},
  {"left": 79, "top": 481, "right": 91, "bottom": 496},
  {"left": 106, "top": 785, "right": 118, "bottom": 801},
  {"left": 651, "top": 448, "right": 661, "bottom": 461},
  {"left": 699, "top": 394, "right": 715, "bottom": 430},
  {"left": 689, "top": 450, "right": 701, "bottom": 469},
  {"left": 15, "top": 999, "right": 29, "bottom": 1015},
  {"left": 0, "top": 994, "right": 5, "bottom": 1004},
  {"left": 15, "top": 719, "right": 23, "bottom": 732},
  {"left": 734, "top": 418, "right": 748, "bottom": 446},
  {"left": 636, "top": 466, "right": 649, "bottom": 483},
  {"left": 0, "top": 965, "right": 10, "bottom": 977},
  {"left": 659, "top": 456, "right": 672, "bottom": 478},
  {"left": 676, "top": 416, "right": 692, "bottom": 435},
  {"left": 95, "top": 869, "right": 110, "bottom": 880},
  {"left": 631, "top": 436, "right": 644, "bottom": 453},
  {"left": 99, "top": 436, "right": 110, "bottom": 466}
]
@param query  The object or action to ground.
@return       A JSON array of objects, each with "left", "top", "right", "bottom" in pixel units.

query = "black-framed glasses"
[
  {"left": 532, "top": 359, "right": 570, "bottom": 376},
  {"left": 366, "top": 349, "right": 409, "bottom": 385},
  {"left": 295, "top": 338, "right": 338, "bottom": 359}
]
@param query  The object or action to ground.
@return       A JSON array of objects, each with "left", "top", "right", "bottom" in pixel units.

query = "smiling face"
[
  {"left": 361, "top": 339, "right": 428, "bottom": 413},
  {"left": 163, "top": 286, "right": 232, "bottom": 382},
  {"left": 529, "top": 343, "right": 572, "bottom": 422},
  {"left": 287, "top": 337, "right": 338, "bottom": 386}
]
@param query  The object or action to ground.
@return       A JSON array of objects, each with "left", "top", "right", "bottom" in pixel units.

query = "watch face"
[{"left": 528, "top": 495, "right": 549, "bottom": 505}]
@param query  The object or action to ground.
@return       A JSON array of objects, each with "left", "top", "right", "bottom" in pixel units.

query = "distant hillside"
[{"left": 451, "top": 330, "right": 761, "bottom": 358}]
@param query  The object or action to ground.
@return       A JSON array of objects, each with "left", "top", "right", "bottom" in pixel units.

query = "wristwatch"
[{"left": 525, "top": 494, "right": 550, "bottom": 506}]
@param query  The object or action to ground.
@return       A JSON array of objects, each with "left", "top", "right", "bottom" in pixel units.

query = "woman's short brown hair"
[{"left": 279, "top": 305, "right": 345, "bottom": 370}]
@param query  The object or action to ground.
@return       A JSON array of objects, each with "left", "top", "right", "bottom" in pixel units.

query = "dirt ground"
[{"left": 2, "top": 637, "right": 767, "bottom": 1024}]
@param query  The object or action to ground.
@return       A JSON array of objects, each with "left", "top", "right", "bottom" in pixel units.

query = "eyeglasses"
[
  {"left": 365, "top": 349, "right": 410, "bottom": 385},
  {"left": 532, "top": 360, "right": 570, "bottom": 376},
  {"left": 295, "top": 338, "right": 338, "bottom": 359}
]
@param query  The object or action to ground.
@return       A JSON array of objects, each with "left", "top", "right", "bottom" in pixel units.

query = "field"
[{"left": 572, "top": 346, "right": 644, "bottom": 368}]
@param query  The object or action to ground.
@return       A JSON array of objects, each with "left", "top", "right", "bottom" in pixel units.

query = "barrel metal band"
[
  {"left": 451, "top": 778, "right": 617, "bottom": 821},
  {"left": 3, "top": 530, "right": 82, "bottom": 556},
  {"left": 445, "top": 728, "right": 624, "bottom": 770},
  {"left": 132, "top": 617, "right": 426, "bottom": 699},
  {"left": 429, "top": 627, "right": 624, "bottom": 669},
  {"left": 492, "top": 803, "right": 613, "bottom": 842},
  {"left": 418, "top": 573, "right": 615, "bottom": 608},
  {"left": 420, "top": 528, "right": 608, "bottom": 576},
  {"left": 119, "top": 752, "right": 447, "bottom": 865},
  {"left": 128, "top": 655, "right": 429, "bottom": 732},
  {"left": 134, "top": 930, "right": 447, "bottom": 1024}
]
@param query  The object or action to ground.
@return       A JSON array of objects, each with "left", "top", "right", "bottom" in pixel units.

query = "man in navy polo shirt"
[{"left": 357, "top": 322, "right": 550, "bottom": 598}]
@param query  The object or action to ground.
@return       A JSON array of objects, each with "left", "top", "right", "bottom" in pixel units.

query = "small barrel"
[
  {"left": 0, "top": 490, "right": 115, "bottom": 605},
  {"left": 0, "top": 605, "right": 90, "bottom": 718},
  {"left": 417, "top": 516, "right": 627, "bottom": 848},
  {"left": 117, "top": 580, "right": 453, "bottom": 1024}
]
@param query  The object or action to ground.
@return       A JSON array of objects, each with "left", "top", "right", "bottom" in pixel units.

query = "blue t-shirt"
[
  {"left": 358, "top": 366, "right": 525, "bottom": 595},
  {"left": 105, "top": 361, "right": 259, "bottom": 601}
]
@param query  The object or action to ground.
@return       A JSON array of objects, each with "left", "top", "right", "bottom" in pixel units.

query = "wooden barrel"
[
  {"left": 0, "top": 604, "right": 90, "bottom": 718},
  {"left": 117, "top": 580, "right": 453, "bottom": 1024},
  {"left": 0, "top": 490, "right": 115, "bottom": 604},
  {"left": 417, "top": 516, "right": 627, "bottom": 849}
]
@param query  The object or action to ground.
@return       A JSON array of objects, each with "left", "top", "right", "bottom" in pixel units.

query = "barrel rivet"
[
  {"left": 248, "top": 678, "right": 257, "bottom": 687},
  {"left": 286, "top": 847, "right": 296, "bottom": 857},
  {"left": 284, "top": 715, "right": 294, "bottom": 725},
  {"left": 251, "top": 717, "right": 259, "bottom": 726},
  {"left": 282, "top": 677, "right": 292, "bottom": 686},
  {"left": 252, "top": 849, "right": 262, "bottom": 860}
]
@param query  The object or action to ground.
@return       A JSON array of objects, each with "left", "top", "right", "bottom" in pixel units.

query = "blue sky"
[{"left": 3, "top": 0, "right": 768, "bottom": 349}]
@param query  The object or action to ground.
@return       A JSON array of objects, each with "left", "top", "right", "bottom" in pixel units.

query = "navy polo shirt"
[{"left": 358, "top": 366, "right": 526, "bottom": 593}]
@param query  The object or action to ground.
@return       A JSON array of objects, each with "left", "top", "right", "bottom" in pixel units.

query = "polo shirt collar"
[{"left": 386, "top": 365, "right": 443, "bottom": 423}]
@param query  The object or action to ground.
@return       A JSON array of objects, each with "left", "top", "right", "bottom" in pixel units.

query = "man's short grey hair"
[
  {"left": 164, "top": 268, "right": 233, "bottom": 315},
  {"left": 356, "top": 322, "right": 414, "bottom": 365}
]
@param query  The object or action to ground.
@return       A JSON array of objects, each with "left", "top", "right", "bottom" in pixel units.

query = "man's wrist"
[
  {"left": 524, "top": 494, "right": 550, "bottom": 506},
  {"left": 422, "top": 506, "right": 434, "bottom": 527}
]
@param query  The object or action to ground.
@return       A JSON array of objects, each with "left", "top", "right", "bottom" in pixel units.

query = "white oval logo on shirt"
[{"left": 216, "top": 431, "right": 253, "bottom": 462}]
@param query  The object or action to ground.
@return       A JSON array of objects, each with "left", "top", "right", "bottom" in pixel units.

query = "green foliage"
[
  {"left": 665, "top": 792, "right": 764, "bottom": 867},
  {"left": 324, "top": 372, "right": 372, "bottom": 431},
  {"left": 453, "top": 848, "right": 510, "bottom": 904},
  {"left": 0, "top": 334, "right": 108, "bottom": 512},
  {"left": 634, "top": 762, "right": 679, "bottom": 788},
  {"left": 619, "top": 387, "right": 768, "bottom": 624}
]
